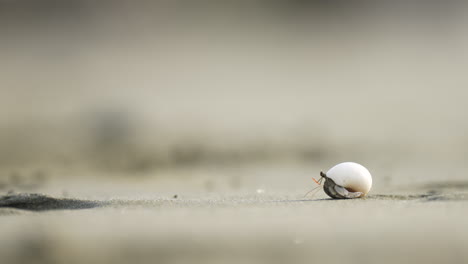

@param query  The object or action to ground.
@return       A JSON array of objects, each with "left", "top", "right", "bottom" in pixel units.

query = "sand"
[
  {"left": 2, "top": 3, "right": 468, "bottom": 264},
  {"left": 1, "top": 172, "right": 467, "bottom": 264}
]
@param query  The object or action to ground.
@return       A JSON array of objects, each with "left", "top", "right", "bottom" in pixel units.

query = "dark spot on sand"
[{"left": 0, "top": 193, "right": 101, "bottom": 211}]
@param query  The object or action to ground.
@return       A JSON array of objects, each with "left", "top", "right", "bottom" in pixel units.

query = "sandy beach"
[
  {"left": 2, "top": 2, "right": 468, "bottom": 263},
  {"left": 1, "top": 163, "right": 468, "bottom": 264}
]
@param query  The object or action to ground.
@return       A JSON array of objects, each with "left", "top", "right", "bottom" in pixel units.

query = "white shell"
[{"left": 325, "top": 162, "right": 372, "bottom": 197}]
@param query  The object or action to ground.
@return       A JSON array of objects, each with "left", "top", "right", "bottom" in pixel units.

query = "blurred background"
[
  {"left": 1, "top": 0, "right": 468, "bottom": 194},
  {"left": 3, "top": 2, "right": 468, "bottom": 264}
]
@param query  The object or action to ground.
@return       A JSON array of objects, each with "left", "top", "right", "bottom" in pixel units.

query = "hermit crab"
[{"left": 306, "top": 162, "right": 372, "bottom": 199}]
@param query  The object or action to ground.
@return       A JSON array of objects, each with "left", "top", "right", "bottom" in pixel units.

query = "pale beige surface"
[
  {"left": 1, "top": 165, "right": 468, "bottom": 264},
  {"left": 1, "top": 3, "right": 468, "bottom": 264}
]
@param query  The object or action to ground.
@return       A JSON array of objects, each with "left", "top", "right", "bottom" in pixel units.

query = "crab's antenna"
[
  {"left": 303, "top": 185, "right": 322, "bottom": 198},
  {"left": 312, "top": 177, "right": 320, "bottom": 185},
  {"left": 303, "top": 171, "right": 328, "bottom": 198}
]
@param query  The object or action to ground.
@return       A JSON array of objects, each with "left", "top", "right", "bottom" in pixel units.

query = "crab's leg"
[{"left": 334, "top": 185, "right": 364, "bottom": 199}]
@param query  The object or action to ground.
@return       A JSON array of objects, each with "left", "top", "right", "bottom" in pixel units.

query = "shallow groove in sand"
[{"left": 1, "top": 191, "right": 467, "bottom": 212}]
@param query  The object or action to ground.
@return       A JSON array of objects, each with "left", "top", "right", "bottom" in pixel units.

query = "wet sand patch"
[{"left": 0, "top": 193, "right": 101, "bottom": 211}]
